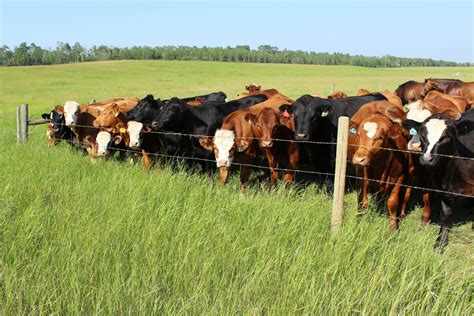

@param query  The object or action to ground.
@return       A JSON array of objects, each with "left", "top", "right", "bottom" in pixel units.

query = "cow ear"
[
  {"left": 455, "top": 119, "right": 474, "bottom": 135},
  {"left": 199, "top": 137, "right": 214, "bottom": 151},
  {"left": 41, "top": 113, "right": 51, "bottom": 120},
  {"left": 279, "top": 104, "right": 293, "bottom": 114},
  {"left": 244, "top": 113, "right": 257, "bottom": 124},
  {"left": 113, "top": 135, "right": 123, "bottom": 145},
  {"left": 384, "top": 107, "right": 405, "bottom": 124},
  {"left": 321, "top": 103, "right": 331, "bottom": 116},
  {"left": 84, "top": 135, "right": 95, "bottom": 146}
]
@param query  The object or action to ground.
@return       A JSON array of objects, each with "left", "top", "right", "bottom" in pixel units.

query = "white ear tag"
[{"left": 321, "top": 111, "right": 329, "bottom": 117}]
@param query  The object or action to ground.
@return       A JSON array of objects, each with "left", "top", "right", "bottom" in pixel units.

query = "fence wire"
[{"left": 31, "top": 129, "right": 474, "bottom": 200}]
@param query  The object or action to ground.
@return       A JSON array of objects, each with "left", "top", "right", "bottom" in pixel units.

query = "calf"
[
  {"left": 405, "top": 110, "right": 474, "bottom": 250},
  {"left": 199, "top": 96, "right": 292, "bottom": 187},
  {"left": 246, "top": 107, "right": 299, "bottom": 188},
  {"left": 350, "top": 111, "right": 413, "bottom": 229}
]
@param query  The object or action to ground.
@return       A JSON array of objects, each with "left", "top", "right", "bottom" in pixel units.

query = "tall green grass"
[{"left": 1, "top": 61, "right": 473, "bottom": 314}]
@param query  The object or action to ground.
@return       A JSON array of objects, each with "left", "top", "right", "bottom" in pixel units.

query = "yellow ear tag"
[{"left": 119, "top": 128, "right": 127, "bottom": 133}]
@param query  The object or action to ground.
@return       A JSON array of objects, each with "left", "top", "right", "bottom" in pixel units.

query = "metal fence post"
[
  {"left": 16, "top": 106, "right": 22, "bottom": 144},
  {"left": 331, "top": 116, "right": 349, "bottom": 233},
  {"left": 21, "top": 104, "right": 28, "bottom": 143}
]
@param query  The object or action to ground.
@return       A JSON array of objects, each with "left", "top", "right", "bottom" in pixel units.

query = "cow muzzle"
[
  {"left": 261, "top": 140, "right": 273, "bottom": 148},
  {"left": 295, "top": 133, "right": 308, "bottom": 141},
  {"left": 352, "top": 155, "right": 369, "bottom": 167},
  {"left": 217, "top": 159, "right": 230, "bottom": 167}
]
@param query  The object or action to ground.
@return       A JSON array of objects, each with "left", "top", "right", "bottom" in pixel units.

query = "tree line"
[{"left": 1, "top": 42, "right": 470, "bottom": 68}]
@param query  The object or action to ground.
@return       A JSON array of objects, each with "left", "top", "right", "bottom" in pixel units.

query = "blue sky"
[{"left": 1, "top": 0, "right": 473, "bottom": 62}]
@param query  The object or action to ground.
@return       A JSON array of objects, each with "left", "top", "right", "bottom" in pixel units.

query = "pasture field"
[{"left": 1, "top": 61, "right": 473, "bottom": 314}]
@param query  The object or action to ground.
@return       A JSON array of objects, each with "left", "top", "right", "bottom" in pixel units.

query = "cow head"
[
  {"left": 63, "top": 101, "right": 80, "bottom": 126},
  {"left": 405, "top": 100, "right": 432, "bottom": 122},
  {"left": 293, "top": 95, "right": 330, "bottom": 141},
  {"left": 93, "top": 103, "right": 125, "bottom": 131},
  {"left": 351, "top": 114, "right": 399, "bottom": 167},
  {"left": 200, "top": 129, "right": 236, "bottom": 168},
  {"left": 125, "top": 94, "right": 163, "bottom": 123},
  {"left": 246, "top": 108, "right": 281, "bottom": 148},
  {"left": 42, "top": 106, "right": 67, "bottom": 146},
  {"left": 85, "top": 131, "right": 123, "bottom": 158},
  {"left": 151, "top": 98, "right": 184, "bottom": 131},
  {"left": 409, "top": 114, "right": 457, "bottom": 167},
  {"left": 127, "top": 121, "right": 144, "bottom": 149}
]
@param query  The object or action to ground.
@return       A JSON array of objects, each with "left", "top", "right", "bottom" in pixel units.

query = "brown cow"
[
  {"left": 200, "top": 96, "right": 292, "bottom": 189},
  {"left": 405, "top": 98, "right": 463, "bottom": 124},
  {"left": 235, "top": 84, "right": 285, "bottom": 100},
  {"left": 423, "top": 90, "right": 471, "bottom": 112},
  {"left": 350, "top": 110, "right": 413, "bottom": 229},
  {"left": 394, "top": 80, "right": 424, "bottom": 105},
  {"left": 422, "top": 78, "right": 474, "bottom": 101},
  {"left": 328, "top": 91, "right": 348, "bottom": 99},
  {"left": 357, "top": 89, "right": 403, "bottom": 108},
  {"left": 245, "top": 107, "right": 299, "bottom": 188}
]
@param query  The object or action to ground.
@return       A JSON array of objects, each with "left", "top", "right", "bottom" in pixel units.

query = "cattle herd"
[{"left": 42, "top": 79, "right": 474, "bottom": 250}]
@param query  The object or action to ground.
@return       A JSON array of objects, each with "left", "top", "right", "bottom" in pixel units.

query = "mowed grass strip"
[{"left": 1, "top": 61, "right": 473, "bottom": 314}]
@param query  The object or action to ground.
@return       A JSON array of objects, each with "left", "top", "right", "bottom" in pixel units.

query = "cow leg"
[
  {"left": 356, "top": 167, "right": 369, "bottom": 209},
  {"left": 435, "top": 198, "right": 453, "bottom": 252},
  {"left": 141, "top": 150, "right": 152, "bottom": 169},
  {"left": 421, "top": 192, "right": 432, "bottom": 225},
  {"left": 263, "top": 149, "right": 279, "bottom": 190},
  {"left": 400, "top": 186, "right": 412, "bottom": 219},
  {"left": 387, "top": 178, "right": 403, "bottom": 230},
  {"left": 239, "top": 165, "right": 251, "bottom": 192},
  {"left": 218, "top": 167, "right": 229, "bottom": 187}
]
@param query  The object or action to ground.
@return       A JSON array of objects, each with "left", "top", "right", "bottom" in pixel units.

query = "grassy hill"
[{"left": 1, "top": 61, "right": 473, "bottom": 314}]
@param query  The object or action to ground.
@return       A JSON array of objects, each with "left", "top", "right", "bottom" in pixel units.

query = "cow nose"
[
  {"left": 421, "top": 154, "right": 435, "bottom": 165},
  {"left": 217, "top": 159, "right": 228, "bottom": 167},
  {"left": 262, "top": 140, "right": 273, "bottom": 147},
  {"left": 295, "top": 133, "right": 308, "bottom": 140},
  {"left": 352, "top": 155, "right": 368, "bottom": 166}
]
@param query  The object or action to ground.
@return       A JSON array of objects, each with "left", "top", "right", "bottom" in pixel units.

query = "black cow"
[
  {"left": 180, "top": 91, "right": 227, "bottom": 104},
  {"left": 150, "top": 95, "right": 267, "bottom": 170},
  {"left": 125, "top": 94, "right": 165, "bottom": 123},
  {"left": 292, "top": 94, "right": 387, "bottom": 189},
  {"left": 41, "top": 107, "right": 75, "bottom": 146},
  {"left": 405, "top": 109, "right": 474, "bottom": 250}
]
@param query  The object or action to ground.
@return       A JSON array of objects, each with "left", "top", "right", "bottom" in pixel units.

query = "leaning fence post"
[
  {"left": 16, "top": 106, "right": 22, "bottom": 144},
  {"left": 331, "top": 116, "right": 349, "bottom": 233},
  {"left": 21, "top": 104, "right": 28, "bottom": 143}
]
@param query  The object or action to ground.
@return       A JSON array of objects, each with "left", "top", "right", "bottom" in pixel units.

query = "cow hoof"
[
  {"left": 421, "top": 216, "right": 430, "bottom": 225},
  {"left": 389, "top": 221, "right": 399, "bottom": 230}
]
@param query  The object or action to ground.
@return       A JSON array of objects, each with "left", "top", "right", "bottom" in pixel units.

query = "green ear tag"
[
  {"left": 350, "top": 127, "right": 357, "bottom": 134},
  {"left": 409, "top": 128, "right": 417, "bottom": 136},
  {"left": 403, "top": 106, "right": 408, "bottom": 112}
]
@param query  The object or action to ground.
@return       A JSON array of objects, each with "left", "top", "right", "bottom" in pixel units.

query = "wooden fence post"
[
  {"left": 379, "top": 82, "right": 383, "bottom": 91},
  {"left": 331, "top": 83, "right": 335, "bottom": 94},
  {"left": 331, "top": 116, "right": 349, "bottom": 233},
  {"left": 16, "top": 106, "right": 22, "bottom": 144},
  {"left": 21, "top": 104, "right": 28, "bottom": 143}
]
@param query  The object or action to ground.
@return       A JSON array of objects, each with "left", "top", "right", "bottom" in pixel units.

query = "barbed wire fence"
[{"left": 17, "top": 103, "right": 474, "bottom": 233}]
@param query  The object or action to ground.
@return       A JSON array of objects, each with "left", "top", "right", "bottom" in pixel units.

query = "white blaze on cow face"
[
  {"left": 423, "top": 118, "right": 447, "bottom": 160},
  {"left": 64, "top": 101, "right": 80, "bottom": 126},
  {"left": 406, "top": 101, "right": 432, "bottom": 122},
  {"left": 214, "top": 129, "right": 235, "bottom": 167},
  {"left": 127, "top": 121, "right": 143, "bottom": 148},
  {"left": 96, "top": 131, "right": 112, "bottom": 156},
  {"left": 363, "top": 122, "right": 377, "bottom": 139}
]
